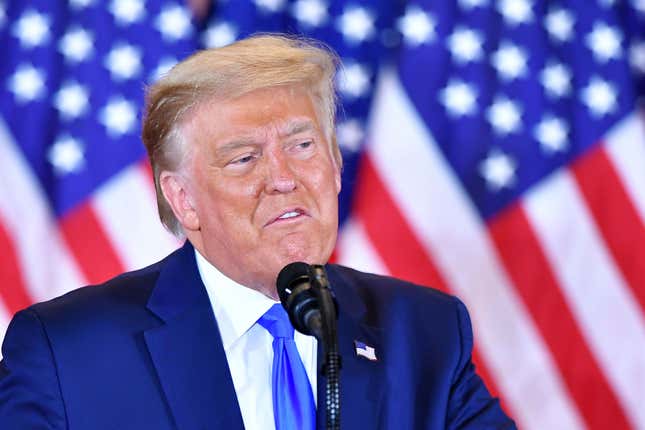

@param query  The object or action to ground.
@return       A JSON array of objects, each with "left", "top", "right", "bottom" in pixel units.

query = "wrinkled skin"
[{"left": 160, "top": 85, "right": 341, "bottom": 299}]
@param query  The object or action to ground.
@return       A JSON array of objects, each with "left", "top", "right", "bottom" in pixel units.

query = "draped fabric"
[{"left": 1, "top": 1, "right": 644, "bottom": 428}]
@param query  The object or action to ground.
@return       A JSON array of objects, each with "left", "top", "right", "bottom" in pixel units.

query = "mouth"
[{"left": 265, "top": 208, "right": 309, "bottom": 227}]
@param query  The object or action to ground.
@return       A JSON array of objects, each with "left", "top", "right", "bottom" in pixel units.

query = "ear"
[{"left": 159, "top": 171, "right": 200, "bottom": 232}]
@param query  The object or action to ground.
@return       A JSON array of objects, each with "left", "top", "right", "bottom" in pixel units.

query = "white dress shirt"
[{"left": 195, "top": 250, "right": 318, "bottom": 430}]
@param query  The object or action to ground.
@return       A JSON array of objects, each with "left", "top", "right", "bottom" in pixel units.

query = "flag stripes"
[
  {"left": 2, "top": 2, "right": 645, "bottom": 428},
  {"left": 572, "top": 145, "right": 645, "bottom": 308},
  {"left": 60, "top": 202, "right": 126, "bottom": 285},
  {"left": 0, "top": 119, "right": 84, "bottom": 308},
  {"left": 353, "top": 155, "right": 445, "bottom": 290},
  {"left": 351, "top": 153, "right": 502, "bottom": 401},
  {"left": 488, "top": 203, "right": 631, "bottom": 430},
  {"left": 524, "top": 170, "right": 645, "bottom": 428},
  {"left": 90, "top": 161, "right": 179, "bottom": 270},
  {"left": 603, "top": 114, "right": 645, "bottom": 225},
  {"left": 339, "top": 69, "right": 587, "bottom": 430},
  {"left": 0, "top": 221, "right": 33, "bottom": 314}
]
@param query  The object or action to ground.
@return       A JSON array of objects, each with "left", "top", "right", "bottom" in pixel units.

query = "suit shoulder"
[
  {"left": 329, "top": 264, "right": 458, "bottom": 303},
  {"left": 27, "top": 257, "right": 167, "bottom": 328},
  {"left": 328, "top": 264, "right": 459, "bottom": 306}
]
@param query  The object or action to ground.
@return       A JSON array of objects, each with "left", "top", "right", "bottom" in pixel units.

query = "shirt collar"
[{"left": 194, "top": 249, "right": 277, "bottom": 351}]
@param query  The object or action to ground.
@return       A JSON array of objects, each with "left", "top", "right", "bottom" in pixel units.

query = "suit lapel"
[
  {"left": 144, "top": 242, "right": 244, "bottom": 430},
  {"left": 317, "top": 266, "right": 385, "bottom": 429}
]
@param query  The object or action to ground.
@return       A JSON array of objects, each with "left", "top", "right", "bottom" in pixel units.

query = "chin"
[{"left": 274, "top": 231, "right": 335, "bottom": 265}]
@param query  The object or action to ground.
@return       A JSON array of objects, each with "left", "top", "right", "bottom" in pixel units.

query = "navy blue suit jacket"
[{"left": 0, "top": 242, "right": 515, "bottom": 429}]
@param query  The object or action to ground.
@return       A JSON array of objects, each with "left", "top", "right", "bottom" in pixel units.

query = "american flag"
[{"left": 1, "top": 0, "right": 644, "bottom": 428}]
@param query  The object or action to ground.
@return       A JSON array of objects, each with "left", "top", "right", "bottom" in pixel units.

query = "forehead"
[{"left": 185, "top": 86, "right": 323, "bottom": 144}]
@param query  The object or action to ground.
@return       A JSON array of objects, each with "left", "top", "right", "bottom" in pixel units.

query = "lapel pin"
[{"left": 354, "top": 340, "right": 378, "bottom": 361}]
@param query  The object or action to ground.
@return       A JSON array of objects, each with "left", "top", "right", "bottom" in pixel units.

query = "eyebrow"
[
  {"left": 281, "top": 120, "right": 315, "bottom": 137},
  {"left": 213, "top": 119, "right": 318, "bottom": 157}
]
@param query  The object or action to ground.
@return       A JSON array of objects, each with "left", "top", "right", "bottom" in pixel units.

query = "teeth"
[{"left": 279, "top": 211, "right": 300, "bottom": 219}]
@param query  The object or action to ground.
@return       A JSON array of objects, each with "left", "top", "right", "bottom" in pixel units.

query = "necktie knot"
[{"left": 258, "top": 304, "right": 294, "bottom": 339}]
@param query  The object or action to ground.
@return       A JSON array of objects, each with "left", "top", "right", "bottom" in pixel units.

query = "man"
[{"left": 0, "top": 35, "right": 515, "bottom": 429}]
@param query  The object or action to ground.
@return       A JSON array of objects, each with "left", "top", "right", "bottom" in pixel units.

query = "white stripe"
[
  {"left": 524, "top": 169, "right": 645, "bottom": 428},
  {"left": 91, "top": 162, "right": 180, "bottom": 271},
  {"left": 365, "top": 69, "right": 585, "bottom": 430},
  {"left": 0, "top": 119, "right": 85, "bottom": 304},
  {"left": 337, "top": 217, "right": 389, "bottom": 275},
  {"left": 603, "top": 111, "right": 645, "bottom": 224},
  {"left": 0, "top": 299, "right": 11, "bottom": 359}
]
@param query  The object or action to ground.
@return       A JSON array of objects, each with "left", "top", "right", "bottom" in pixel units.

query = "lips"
[{"left": 265, "top": 207, "right": 309, "bottom": 227}]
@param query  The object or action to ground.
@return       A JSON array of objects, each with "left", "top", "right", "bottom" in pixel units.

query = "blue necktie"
[{"left": 258, "top": 304, "right": 316, "bottom": 430}]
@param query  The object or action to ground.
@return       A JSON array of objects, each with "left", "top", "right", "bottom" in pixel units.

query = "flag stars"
[
  {"left": 634, "top": 0, "right": 645, "bottom": 14},
  {"left": 487, "top": 96, "right": 522, "bottom": 135},
  {"left": 479, "top": 150, "right": 517, "bottom": 191},
  {"left": 630, "top": 41, "right": 645, "bottom": 74},
  {"left": 336, "top": 6, "right": 375, "bottom": 44},
  {"left": 0, "top": 4, "right": 6, "bottom": 29},
  {"left": 202, "top": 21, "right": 237, "bottom": 48},
  {"left": 48, "top": 135, "right": 85, "bottom": 175},
  {"left": 440, "top": 80, "right": 478, "bottom": 117},
  {"left": 540, "top": 62, "right": 571, "bottom": 98},
  {"left": 492, "top": 42, "right": 528, "bottom": 81},
  {"left": 336, "top": 119, "right": 364, "bottom": 152},
  {"left": 497, "top": 0, "right": 533, "bottom": 26},
  {"left": 54, "top": 82, "right": 89, "bottom": 120},
  {"left": 586, "top": 22, "right": 622, "bottom": 63},
  {"left": 534, "top": 116, "right": 569, "bottom": 153},
  {"left": 12, "top": 9, "right": 50, "bottom": 48},
  {"left": 254, "top": 0, "right": 286, "bottom": 13},
  {"left": 7, "top": 64, "right": 46, "bottom": 104},
  {"left": 104, "top": 43, "right": 142, "bottom": 81},
  {"left": 291, "top": 0, "right": 328, "bottom": 28},
  {"left": 338, "top": 62, "right": 371, "bottom": 99},
  {"left": 581, "top": 76, "right": 617, "bottom": 117},
  {"left": 59, "top": 27, "right": 94, "bottom": 64},
  {"left": 396, "top": 6, "right": 435, "bottom": 46},
  {"left": 150, "top": 57, "right": 178, "bottom": 82},
  {"left": 100, "top": 97, "right": 137, "bottom": 137},
  {"left": 109, "top": 0, "right": 145, "bottom": 26},
  {"left": 544, "top": 8, "right": 575, "bottom": 43},
  {"left": 458, "top": 0, "right": 489, "bottom": 10},
  {"left": 447, "top": 27, "right": 484, "bottom": 64},
  {"left": 69, "top": 0, "right": 95, "bottom": 9},
  {"left": 156, "top": 5, "right": 192, "bottom": 41}
]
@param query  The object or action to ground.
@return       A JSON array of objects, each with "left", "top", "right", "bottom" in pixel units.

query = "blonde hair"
[{"left": 142, "top": 34, "right": 341, "bottom": 235}]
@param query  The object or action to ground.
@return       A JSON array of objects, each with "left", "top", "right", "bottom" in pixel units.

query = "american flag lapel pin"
[{"left": 354, "top": 340, "right": 378, "bottom": 361}]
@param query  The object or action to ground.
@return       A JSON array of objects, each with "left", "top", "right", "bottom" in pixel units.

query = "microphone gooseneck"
[{"left": 276, "top": 262, "right": 341, "bottom": 430}]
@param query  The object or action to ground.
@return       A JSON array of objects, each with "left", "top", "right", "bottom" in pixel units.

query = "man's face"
[{"left": 173, "top": 85, "right": 341, "bottom": 296}]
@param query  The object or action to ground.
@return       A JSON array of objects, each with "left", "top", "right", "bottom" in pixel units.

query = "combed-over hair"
[{"left": 141, "top": 34, "right": 341, "bottom": 236}]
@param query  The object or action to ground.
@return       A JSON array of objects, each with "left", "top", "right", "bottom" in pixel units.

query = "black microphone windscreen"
[{"left": 276, "top": 261, "right": 310, "bottom": 304}]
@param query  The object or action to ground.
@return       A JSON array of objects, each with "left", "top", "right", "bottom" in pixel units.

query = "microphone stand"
[{"left": 309, "top": 265, "right": 341, "bottom": 430}]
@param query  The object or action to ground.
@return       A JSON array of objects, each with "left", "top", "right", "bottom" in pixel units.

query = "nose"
[{"left": 264, "top": 148, "right": 296, "bottom": 194}]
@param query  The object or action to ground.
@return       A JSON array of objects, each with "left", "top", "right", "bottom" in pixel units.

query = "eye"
[
  {"left": 230, "top": 153, "right": 257, "bottom": 165},
  {"left": 297, "top": 140, "right": 313, "bottom": 149}
]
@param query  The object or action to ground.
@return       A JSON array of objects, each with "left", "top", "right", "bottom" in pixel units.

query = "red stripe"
[
  {"left": 0, "top": 218, "right": 34, "bottom": 314},
  {"left": 139, "top": 157, "right": 155, "bottom": 188},
  {"left": 572, "top": 144, "right": 645, "bottom": 311},
  {"left": 352, "top": 155, "right": 445, "bottom": 289},
  {"left": 59, "top": 201, "right": 125, "bottom": 285},
  {"left": 488, "top": 202, "right": 631, "bottom": 430},
  {"left": 353, "top": 154, "right": 510, "bottom": 411}
]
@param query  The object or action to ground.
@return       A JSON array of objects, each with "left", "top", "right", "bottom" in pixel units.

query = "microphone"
[
  {"left": 276, "top": 262, "right": 341, "bottom": 430},
  {"left": 276, "top": 262, "right": 324, "bottom": 340}
]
